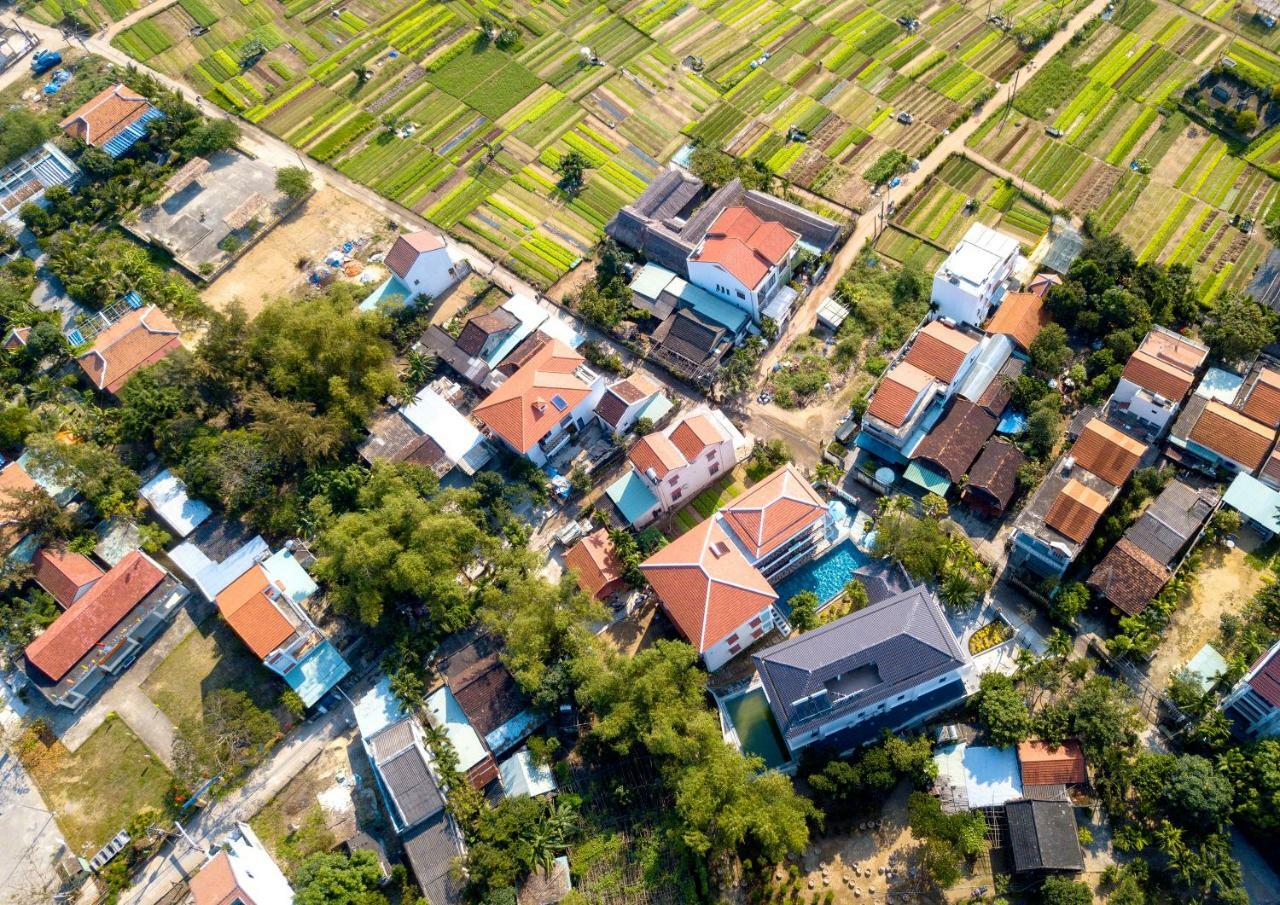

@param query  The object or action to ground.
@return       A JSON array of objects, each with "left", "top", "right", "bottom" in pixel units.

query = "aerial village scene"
[{"left": 4, "top": 0, "right": 1280, "bottom": 902}]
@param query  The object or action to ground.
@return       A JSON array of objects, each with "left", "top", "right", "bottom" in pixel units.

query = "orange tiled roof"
[
  {"left": 904, "top": 320, "right": 979, "bottom": 383},
  {"left": 25, "top": 551, "right": 165, "bottom": 681},
  {"left": 1121, "top": 350, "right": 1194, "bottom": 404},
  {"left": 721, "top": 463, "right": 826, "bottom": 560},
  {"left": 473, "top": 339, "right": 590, "bottom": 454},
  {"left": 385, "top": 230, "right": 446, "bottom": 280},
  {"left": 1045, "top": 478, "right": 1109, "bottom": 543},
  {"left": 1137, "top": 328, "right": 1208, "bottom": 374},
  {"left": 0, "top": 461, "right": 38, "bottom": 553},
  {"left": 641, "top": 516, "right": 777, "bottom": 652},
  {"left": 690, "top": 206, "right": 798, "bottom": 290},
  {"left": 189, "top": 850, "right": 245, "bottom": 905},
  {"left": 76, "top": 305, "right": 181, "bottom": 394},
  {"left": 215, "top": 564, "right": 295, "bottom": 660},
  {"left": 628, "top": 432, "right": 686, "bottom": 479},
  {"left": 984, "top": 292, "right": 1049, "bottom": 351},
  {"left": 866, "top": 361, "right": 934, "bottom": 428},
  {"left": 32, "top": 548, "right": 104, "bottom": 609},
  {"left": 670, "top": 413, "right": 725, "bottom": 461},
  {"left": 1028, "top": 273, "right": 1061, "bottom": 297},
  {"left": 1069, "top": 419, "right": 1147, "bottom": 487},
  {"left": 1018, "top": 739, "right": 1088, "bottom": 786},
  {"left": 1189, "top": 400, "right": 1275, "bottom": 471},
  {"left": 564, "top": 528, "right": 625, "bottom": 600},
  {"left": 60, "top": 84, "right": 154, "bottom": 148},
  {"left": 1243, "top": 368, "right": 1280, "bottom": 428}
]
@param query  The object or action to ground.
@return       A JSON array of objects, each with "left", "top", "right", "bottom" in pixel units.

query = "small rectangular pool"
[
  {"left": 773, "top": 539, "right": 870, "bottom": 612},
  {"left": 723, "top": 687, "right": 789, "bottom": 769}
]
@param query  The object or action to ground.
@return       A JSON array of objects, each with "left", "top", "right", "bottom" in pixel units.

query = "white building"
[
  {"left": 686, "top": 206, "right": 800, "bottom": 325},
  {"left": 609, "top": 407, "right": 749, "bottom": 527},
  {"left": 374, "top": 229, "right": 466, "bottom": 305},
  {"left": 1221, "top": 640, "right": 1280, "bottom": 739},
  {"left": 1109, "top": 326, "right": 1208, "bottom": 434},
  {"left": 932, "top": 223, "right": 1021, "bottom": 325},
  {"left": 189, "top": 823, "right": 294, "bottom": 905}
]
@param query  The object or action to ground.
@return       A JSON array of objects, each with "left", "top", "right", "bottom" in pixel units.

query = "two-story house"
[
  {"left": 24, "top": 550, "right": 190, "bottom": 710},
  {"left": 215, "top": 547, "right": 351, "bottom": 708},
  {"left": 860, "top": 362, "right": 941, "bottom": 462},
  {"left": 473, "top": 337, "right": 606, "bottom": 467},
  {"left": 641, "top": 464, "right": 829, "bottom": 670},
  {"left": 753, "top": 583, "right": 969, "bottom": 757},
  {"left": 1221, "top": 640, "right": 1280, "bottom": 739},
  {"left": 594, "top": 372, "right": 670, "bottom": 436},
  {"left": 607, "top": 407, "right": 749, "bottom": 527},
  {"left": 1109, "top": 327, "right": 1209, "bottom": 435},
  {"left": 686, "top": 206, "right": 801, "bottom": 325},
  {"left": 932, "top": 223, "right": 1021, "bottom": 326},
  {"left": 189, "top": 823, "right": 294, "bottom": 905},
  {"left": 371, "top": 229, "right": 466, "bottom": 306}
]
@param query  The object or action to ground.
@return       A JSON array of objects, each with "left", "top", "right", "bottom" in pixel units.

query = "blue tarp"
[
  {"left": 285, "top": 640, "right": 352, "bottom": 707},
  {"left": 606, "top": 470, "right": 659, "bottom": 525},
  {"left": 997, "top": 411, "right": 1028, "bottom": 435}
]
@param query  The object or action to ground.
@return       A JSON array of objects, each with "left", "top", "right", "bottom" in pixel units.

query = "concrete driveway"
[{"left": 0, "top": 745, "right": 69, "bottom": 904}]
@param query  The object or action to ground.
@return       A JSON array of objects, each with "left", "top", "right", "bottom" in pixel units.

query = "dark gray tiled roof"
[
  {"left": 402, "top": 811, "right": 465, "bottom": 905},
  {"left": 368, "top": 718, "right": 417, "bottom": 763},
  {"left": 1005, "top": 798, "right": 1084, "bottom": 873},
  {"left": 369, "top": 721, "right": 445, "bottom": 830},
  {"left": 753, "top": 584, "right": 967, "bottom": 741},
  {"left": 1126, "top": 479, "right": 1217, "bottom": 565}
]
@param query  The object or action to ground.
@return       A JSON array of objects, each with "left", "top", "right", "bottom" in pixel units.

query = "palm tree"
[
  {"left": 1045, "top": 628, "right": 1073, "bottom": 660},
  {"left": 939, "top": 572, "right": 977, "bottom": 609},
  {"left": 405, "top": 349, "right": 437, "bottom": 390}
]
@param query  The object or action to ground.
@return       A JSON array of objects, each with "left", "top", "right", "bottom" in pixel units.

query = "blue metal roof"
[
  {"left": 854, "top": 430, "right": 908, "bottom": 465},
  {"left": 102, "top": 106, "right": 164, "bottom": 158},
  {"left": 606, "top": 470, "right": 659, "bottom": 525},
  {"left": 904, "top": 460, "right": 951, "bottom": 495},
  {"left": 1223, "top": 471, "right": 1280, "bottom": 535},
  {"left": 285, "top": 640, "right": 352, "bottom": 707}
]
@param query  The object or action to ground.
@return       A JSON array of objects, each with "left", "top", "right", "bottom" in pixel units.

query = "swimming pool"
[
  {"left": 722, "top": 687, "right": 789, "bottom": 769},
  {"left": 773, "top": 538, "right": 870, "bottom": 611}
]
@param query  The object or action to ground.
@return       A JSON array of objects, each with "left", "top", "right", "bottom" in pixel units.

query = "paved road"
[
  {"left": 757, "top": 0, "right": 1112, "bottom": 377},
  {"left": 118, "top": 695, "right": 356, "bottom": 905},
  {"left": 0, "top": 749, "right": 68, "bottom": 904}
]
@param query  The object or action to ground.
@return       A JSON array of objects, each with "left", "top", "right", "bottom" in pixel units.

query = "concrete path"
[
  {"left": 117, "top": 687, "right": 361, "bottom": 905},
  {"left": 756, "top": 0, "right": 1113, "bottom": 378}
]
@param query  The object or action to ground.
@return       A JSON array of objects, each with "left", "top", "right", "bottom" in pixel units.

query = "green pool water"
[{"left": 724, "top": 687, "right": 789, "bottom": 769}]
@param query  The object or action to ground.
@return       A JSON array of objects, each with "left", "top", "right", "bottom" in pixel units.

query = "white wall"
[
  {"left": 403, "top": 247, "right": 464, "bottom": 300},
  {"left": 687, "top": 260, "right": 760, "bottom": 321},
  {"left": 703, "top": 604, "right": 775, "bottom": 672}
]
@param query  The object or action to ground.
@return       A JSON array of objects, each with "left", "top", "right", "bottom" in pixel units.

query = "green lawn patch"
[{"left": 18, "top": 715, "right": 174, "bottom": 852}]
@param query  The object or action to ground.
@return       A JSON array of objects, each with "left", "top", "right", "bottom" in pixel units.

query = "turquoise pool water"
[
  {"left": 774, "top": 539, "right": 870, "bottom": 611},
  {"left": 723, "top": 687, "right": 789, "bottom": 769}
]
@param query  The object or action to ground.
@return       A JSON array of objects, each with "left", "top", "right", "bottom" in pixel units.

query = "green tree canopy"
[
  {"left": 292, "top": 850, "right": 389, "bottom": 905},
  {"left": 973, "top": 671, "right": 1031, "bottom": 746}
]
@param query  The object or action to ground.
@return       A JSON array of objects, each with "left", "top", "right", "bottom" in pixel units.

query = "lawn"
[
  {"left": 18, "top": 715, "right": 174, "bottom": 853},
  {"left": 142, "top": 617, "right": 287, "bottom": 732},
  {"left": 670, "top": 471, "right": 746, "bottom": 534}
]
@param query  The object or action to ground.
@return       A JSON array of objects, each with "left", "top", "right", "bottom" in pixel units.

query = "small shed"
[
  {"left": 498, "top": 748, "right": 557, "bottom": 798},
  {"left": 1005, "top": 798, "right": 1084, "bottom": 874},
  {"left": 1182, "top": 643, "right": 1229, "bottom": 692},
  {"left": 816, "top": 296, "right": 850, "bottom": 331},
  {"left": 140, "top": 469, "right": 212, "bottom": 538},
  {"left": 1017, "top": 739, "right": 1088, "bottom": 787}
]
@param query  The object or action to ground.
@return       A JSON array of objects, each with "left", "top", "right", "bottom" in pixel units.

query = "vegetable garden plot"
[{"left": 26, "top": 0, "right": 138, "bottom": 27}]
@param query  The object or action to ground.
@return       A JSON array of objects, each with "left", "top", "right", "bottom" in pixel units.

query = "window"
[
  {"left": 671, "top": 488, "right": 682, "bottom": 501},
  {"left": 709, "top": 463, "right": 720, "bottom": 476},
  {"left": 727, "top": 633, "right": 739, "bottom": 645},
  {"left": 668, "top": 474, "right": 680, "bottom": 486},
  {"left": 736, "top": 290, "right": 745, "bottom": 299},
  {"left": 705, "top": 449, "right": 717, "bottom": 460},
  {"left": 751, "top": 626, "right": 763, "bottom": 638},
  {"left": 749, "top": 617, "right": 762, "bottom": 628}
]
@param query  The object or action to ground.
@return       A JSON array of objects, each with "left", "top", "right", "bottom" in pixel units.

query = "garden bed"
[{"left": 967, "top": 617, "right": 1014, "bottom": 655}]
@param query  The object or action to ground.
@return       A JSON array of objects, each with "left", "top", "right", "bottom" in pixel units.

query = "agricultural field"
[
  {"left": 875, "top": 155, "right": 1054, "bottom": 271},
  {"left": 967, "top": 0, "right": 1280, "bottom": 298},
  {"left": 112, "top": 0, "right": 1067, "bottom": 282},
  {"left": 1168, "top": 0, "right": 1280, "bottom": 55},
  {"left": 19, "top": 0, "right": 140, "bottom": 29}
]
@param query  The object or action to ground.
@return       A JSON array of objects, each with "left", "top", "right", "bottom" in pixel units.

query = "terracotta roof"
[
  {"left": 1044, "top": 478, "right": 1109, "bottom": 543},
  {"left": 189, "top": 851, "right": 244, "bottom": 905},
  {"left": 904, "top": 320, "right": 979, "bottom": 383},
  {"left": 564, "top": 528, "right": 625, "bottom": 600},
  {"left": 1028, "top": 273, "right": 1061, "bottom": 297},
  {"left": 1243, "top": 368, "right": 1280, "bottom": 428},
  {"left": 455, "top": 308, "right": 516, "bottom": 356},
  {"left": 867, "top": 361, "right": 934, "bottom": 428},
  {"left": 1188, "top": 401, "right": 1275, "bottom": 471},
  {"left": 0, "top": 460, "right": 38, "bottom": 553},
  {"left": 984, "top": 292, "right": 1049, "bottom": 351},
  {"left": 60, "top": 84, "right": 154, "bottom": 147},
  {"left": 670, "top": 413, "right": 725, "bottom": 461},
  {"left": 25, "top": 551, "right": 166, "bottom": 681},
  {"left": 1247, "top": 646, "right": 1280, "bottom": 708},
  {"left": 473, "top": 339, "right": 590, "bottom": 454},
  {"left": 1121, "top": 350, "right": 1194, "bottom": 404},
  {"left": 1017, "top": 739, "right": 1088, "bottom": 786},
  {"left": 1087, "top": 537, "right": 1169, "bottom": 616},
  {"left": 385, "top": 230, "right": 446, "bottom": 280},
  {"left": 32, "top": 548, "right": 104, "bottom": 609},
  {"left": 1137, "top": 328, "right": 1208, "bottom": 374},
  {"left": 1263, "top": 446, "right": 1280, "bottom": 487},
  {"left": 609, "top": 372, "right": 659, "bottom": 404},
  {"left": 76, "top": 305, "right": 181, "bottom": 394},
  {"left": 3, "top": 326, "right": 30, "bottom": 349},
  {"left": 965, "top": 439, "right": 1025, "bottom": 510},
  {"left": 215, "top": 564, "right": 296, "bottom": 659},
  {"left": 911, "top": 399, "right": 996, "bottom": 483},
  {"left": 721, "top": 464, "right": 826, "bottom": 560},
  {"left": 1069, "top": 419, "right": 1147, "bottom": 487},
  {"left": 641, "top": 516, "right": 777, "bottom": 652},
  {"left": 690, "top": 206, "right": 798, "bottom": 289},
  {"left": 628, "top": 432, "right": 686, "bottom": 479}
]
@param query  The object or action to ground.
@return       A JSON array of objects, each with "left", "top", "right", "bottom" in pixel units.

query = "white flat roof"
[
  {"left": 498, "top": 748, "right": 556, "bottom": 798},
  {"left": 401, "top": 386, "right": 486, "bottom": 466},
  {"left": 425, "top": 685, "right": 488, "bottom": 772},
  {"left": 170, "top": 534, "right": 270, "bottom": 601},
  {"left": 940, "top": 223, "right": 1020, "bottom": 288},
  {"left": 140, "top": 469, "right": 212, "bottom": 537}
]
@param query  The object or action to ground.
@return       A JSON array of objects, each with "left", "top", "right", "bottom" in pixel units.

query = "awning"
[
  {"left": 855, "top": 430, "right": 909, "bottom": 465},
  {"left": 1223, "top": 471, "right": 1280, "bottom": 534},
  {"left": 606, "top": 470, "right": 659, "bottom": 525},
  {"left": 284, "top": 640, "right": 351, "bottom": 707},
  {"left": 904, "top": 460, "right": 951, "bottom": 495}
]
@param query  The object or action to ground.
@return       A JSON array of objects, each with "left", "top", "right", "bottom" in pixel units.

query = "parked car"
[
  {"left": 896, "top": 111, "right": 913, "bottom": 124},
  {"left": 1045, "top": 126, "right": 1064, "bottom": 138}
]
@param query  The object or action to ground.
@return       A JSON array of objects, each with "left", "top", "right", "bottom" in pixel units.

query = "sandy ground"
[
  {"left": 1144, "top": 532, "right": 1270, "bottom": 692},
  {"left": 601, "top": 599, "right": 677, "bottom": 657},
  {"left": 201, "top": 187, "right": 394, "bottom": 315}
]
